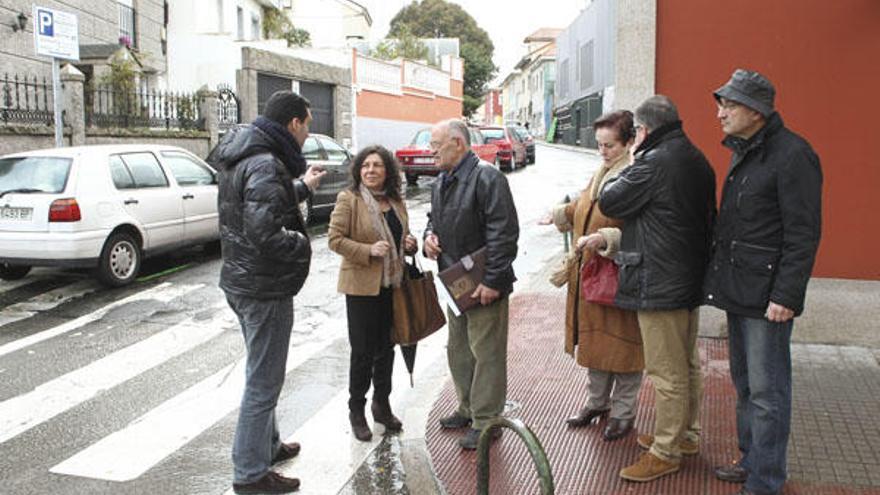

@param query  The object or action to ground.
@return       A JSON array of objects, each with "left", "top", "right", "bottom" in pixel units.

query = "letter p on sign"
[{"left": 37, "top": 9, "right": 54, "bottom": 36}]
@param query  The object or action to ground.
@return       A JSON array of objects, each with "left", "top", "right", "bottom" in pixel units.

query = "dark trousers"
[
  {"left": 346, "top": 288, "right": 395, "bottom": 411},
  {"left": 728, "top": 313, "right": 793, "bottom": 495}
]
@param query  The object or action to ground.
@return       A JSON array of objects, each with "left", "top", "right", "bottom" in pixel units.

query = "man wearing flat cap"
[{"left": 704, "top": 69, "right": 823, "bottom": 495}]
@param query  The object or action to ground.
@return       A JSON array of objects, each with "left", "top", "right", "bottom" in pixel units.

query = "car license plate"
[
  {"left": 0, "top": 207, "right": 33, "bottom": 221},
  {"left": 413, "top": 157, "right": 434, "bottom": 164}
]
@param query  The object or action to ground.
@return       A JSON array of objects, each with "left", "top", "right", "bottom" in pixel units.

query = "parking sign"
[{"left": 33, "top": 5, "right": 79, "bottom": 61}]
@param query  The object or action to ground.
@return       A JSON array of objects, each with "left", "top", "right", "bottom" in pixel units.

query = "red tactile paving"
[{"left": 426, "top": 294, "right": 880, "bottom": 495}]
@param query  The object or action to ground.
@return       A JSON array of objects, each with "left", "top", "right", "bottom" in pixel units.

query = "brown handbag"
[{"left": 391, "top": 256, "right": 447, "bottom": 345}]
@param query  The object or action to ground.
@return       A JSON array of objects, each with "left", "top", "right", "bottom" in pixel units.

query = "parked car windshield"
[
  {"left": 0, "top": 156, "right": 72, "bottom": 194},
  {"left": 480, "top": 129, "right": 506, "bottom": 142},
  {"left": 412, "top": 129, "right": 431, "bottom": 146}
]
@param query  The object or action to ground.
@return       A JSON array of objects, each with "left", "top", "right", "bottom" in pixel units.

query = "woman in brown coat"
[
  {"left": 551, "top": 110, "right": 644, "bottom": 441},
  {"left": 328, "top": 145, "right": 418, "bottom": 442}
]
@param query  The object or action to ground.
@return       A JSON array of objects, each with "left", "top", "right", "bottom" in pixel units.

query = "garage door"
[
  {"left": 299, "top": 81, "right": 334, "bottom": 138},
  {"left": 257, "top": 73, "right": 293, "bottom": 116}
]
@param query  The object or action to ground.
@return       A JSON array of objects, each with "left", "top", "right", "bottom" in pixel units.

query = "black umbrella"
[{"left": 400, "top": 343, "right": 417, "bottom": 387}]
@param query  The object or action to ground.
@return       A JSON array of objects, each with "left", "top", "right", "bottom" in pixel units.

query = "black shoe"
[
  {"left": 602, "top": 418, "right": 634, "bottom": 441},
  {"left": 232, "top": 471, "right": 300, "bottom": 494},
  {"left": 349, "top": 410, "right": 373, "bottom": 442},
  {"left": 371, "top": 398, "right": 402, "bottom": 432},
  {"left": 271, "top": 442, "right": 300, "bottom": 464},
  {"left": 439, "top": 412, "right": 472, "bottom": 429},
  {"left": 458, "top": 427, "right": 502, "bottom": 450},
  {"left": 565, "top": 407, "right": 609, "bottom": 427},
  {"left": 714, "top": 463, "right": 748, "bottom": 483}
]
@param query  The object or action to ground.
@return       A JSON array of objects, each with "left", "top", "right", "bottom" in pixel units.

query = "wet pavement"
[{"left": 0, "top": 142, "right": 596, "bottom": 494}]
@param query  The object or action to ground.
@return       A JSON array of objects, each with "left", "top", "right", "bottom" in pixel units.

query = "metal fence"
[
  {"left": 85, "top": 86, "right": 205, "bottom": 130},
  {"left": 0, "top": 73, "right": 55, "bottom": 126},
  {"left": 217, "top": 84, "right": 240, "bottom": 130}
]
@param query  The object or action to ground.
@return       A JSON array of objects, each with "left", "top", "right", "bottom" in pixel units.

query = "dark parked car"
[
  {"left": 512, "top": 126, "right": 536, "bottom": 164},
  {"left": 299, "top": 134, "right": 352, "bottom": 224}
]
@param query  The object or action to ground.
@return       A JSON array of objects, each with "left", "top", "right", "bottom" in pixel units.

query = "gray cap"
[{"left": 713, "top": 69, "right": 776, "bottom": 117}]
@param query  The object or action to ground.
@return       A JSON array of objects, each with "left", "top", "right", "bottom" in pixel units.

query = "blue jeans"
[
  {"left": 727, "top": 313, "right": 793, "bottom": 495},
  {"left": 226, "top": 293, "right": 293, "bottom": 484}
]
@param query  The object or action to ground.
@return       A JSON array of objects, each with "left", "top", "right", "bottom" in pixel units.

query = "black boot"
[
  {"left": 371, "top": 397, "right": 402, "bottom": 432},
  {"left": 349, "top": 407, "right": 372, "bottom": 442}
]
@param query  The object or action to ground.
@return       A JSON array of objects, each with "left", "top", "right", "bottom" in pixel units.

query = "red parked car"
[
  {"left": 396, "top": 127, "right": 499, "bottom": 185},
  {"left": 479, "top": 126, "right": 526, "bottom": 171}
]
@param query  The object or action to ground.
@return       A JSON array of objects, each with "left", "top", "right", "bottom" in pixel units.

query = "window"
[
  {"left": 301, "top": 137, "right": 322, "bottom": 161},
  {"left": 579, "top": 41, "right": 594, "bottom": 90},
  {"left": 251, "top": 14, "right": 260, "bottom": 40},
  {"left": 117, "top": 1, "right": 138, "bottom": 49},
  {"left": 469, "top": 129, "right": 484, "bottom": 146},
  {"left": 318, "top": 137, "right": 348, "bottom": 163},
  {"left": 111, "top": 153, "right": 169, "bottom": 189},
  {"left": 479, "top": 128, "right": 505, "bottom": 143},
  {"left": 161, "top": 152, "right": 215, "bottom": 186},
  {"left": 216, "top": 0, "right": 224, "bottom": 32},
  {"left": 109, "top": 155, "right": 136, "bottom": 189},
  {"left": 0, "top": 157, "right": 72, "bottom": 193},
  {"left": 412, "top": 130, "right": 431, "bottom": 146},
  {"left": 236, "top": 7, "right": 244, "bottom": 40}
]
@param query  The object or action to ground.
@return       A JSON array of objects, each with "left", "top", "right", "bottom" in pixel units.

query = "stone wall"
[
  {"left": 0, "top": 125, "right": 213, "bottom": 158},
  {"left": 238, "top": 47, "right": 353, "bottom": 144},
  {"left": 0, "top": 0, "right": 167, "bottom": 80}
]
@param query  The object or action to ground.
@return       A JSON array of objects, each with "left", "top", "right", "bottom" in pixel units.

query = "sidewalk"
[{"left": 423, "top": 272, "right": 880, "bottom": 494}]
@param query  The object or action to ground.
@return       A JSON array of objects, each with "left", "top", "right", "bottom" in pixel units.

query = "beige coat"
[
  {"left": 328, "top": 189, "right": 411, "bottom": 296},
  {"left": 553, "top": 154, "right": 644, "bottom": 373}
]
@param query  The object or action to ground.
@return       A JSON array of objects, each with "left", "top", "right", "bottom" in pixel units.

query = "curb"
[{"left": 536, "top": 140, "right": 600, "bottom": 156}]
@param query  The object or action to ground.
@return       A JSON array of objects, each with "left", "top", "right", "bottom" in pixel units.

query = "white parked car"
[{"left": 0, "top": 144, "right": 219, "bottom": 286}]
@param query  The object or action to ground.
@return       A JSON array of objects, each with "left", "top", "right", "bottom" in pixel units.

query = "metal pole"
[{"left": 52, "top": 58, "right": 63, "bottom": 147}]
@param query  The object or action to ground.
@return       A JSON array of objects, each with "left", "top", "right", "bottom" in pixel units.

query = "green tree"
[
  {"left": 371, "top": 25, "right": 430, "bottom": 63},
  {"left": 262, "top": 7, "right": 311, "bottom": 47},
  {"left": 388, "top": 0, "right": 497, "bottom": 116}
]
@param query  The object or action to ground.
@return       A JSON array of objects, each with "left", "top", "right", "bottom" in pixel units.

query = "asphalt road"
[{"left": 0, "top": 143, "right": 600, "bottom": 495}]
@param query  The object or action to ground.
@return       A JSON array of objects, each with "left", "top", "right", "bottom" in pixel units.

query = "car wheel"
[
  {"left": 0, "top": 262, "right": 31, "bottom": 281},
  {"left": 299, "top": 199, "right": 311, "bottom": 226},
  {"left": 97, "top": 232, "right": 141, "bottom": 287},
  {"left": 406, "top": 173, "right": 419, "bottom": 186}
]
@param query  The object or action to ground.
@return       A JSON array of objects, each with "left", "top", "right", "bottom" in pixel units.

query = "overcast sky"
[{"left": 357, "top": 0, "right": 587, "bottom": 85}]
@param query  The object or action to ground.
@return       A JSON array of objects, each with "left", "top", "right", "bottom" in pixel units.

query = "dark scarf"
[{"left": 253, "top": 116, "right": 307, "bottom": 177}]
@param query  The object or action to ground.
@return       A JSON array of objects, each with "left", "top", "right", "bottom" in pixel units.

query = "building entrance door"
[{"left": 299, "top": 81, "right": 334, "bottom": 138}]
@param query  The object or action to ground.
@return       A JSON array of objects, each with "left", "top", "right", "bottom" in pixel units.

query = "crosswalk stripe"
[
  {"left": 0, "top": 279, "right": 101, "bottom": 327},
  {"left": 0, "top": 282, "right": 202, "bottom": 358},
  {"left": 50, "top": 321, "right": 343, "bottom": 482},
  {"left": 0, "top": 303, "right": 227, "bottom": 445}
]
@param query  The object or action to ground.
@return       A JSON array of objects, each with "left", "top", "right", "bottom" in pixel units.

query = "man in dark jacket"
[
  {"left": 705, "top": 69, "right": 822, "bottom": 495},
  {"left": 424, "top": 119, "right": 519, "bottom": 450},
  {"left": 207, "top": 90, "right": 325, "bottom": 494},
  {"left": 599, "top": 95, "right": 716, "bottom": 482}
]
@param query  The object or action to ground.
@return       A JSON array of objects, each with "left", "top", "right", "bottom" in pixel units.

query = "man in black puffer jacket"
[
  {"left": 207, "top": 90, "right": 325, "bottom": 495},
  {"left": 706, "top": 69, "right": 822, "bottom": 495},
  {"left": 599, "top": 95, "right": 716, "bottom": 483}
]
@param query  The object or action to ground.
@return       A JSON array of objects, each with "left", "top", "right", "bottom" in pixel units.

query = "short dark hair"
[
  {"left": 634, "top": 95, "right": 679, "bottom": 131},
  {"left": 262, "top": 90, "right": 311, "bottom": 126},
  {"left": 349, "top": 145, "right": 402, "bottom": 201},
  {"left": 594, "top": 110, "right": 635, "bottom": 144}
]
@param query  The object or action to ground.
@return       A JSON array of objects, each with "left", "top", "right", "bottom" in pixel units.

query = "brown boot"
[
  {"left": 619, "top": 452, "right": 680, "bottom": 482},
  {"left": 371, "top": 398, "right": 402, "bottom": 432},
  {"left": 349, "top": 409, "right": 372, "bottom": 442}
]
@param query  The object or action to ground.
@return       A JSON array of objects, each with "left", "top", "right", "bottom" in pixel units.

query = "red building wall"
[{"left": 655, "top": 0, "right": 880, "bottom": 279}]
